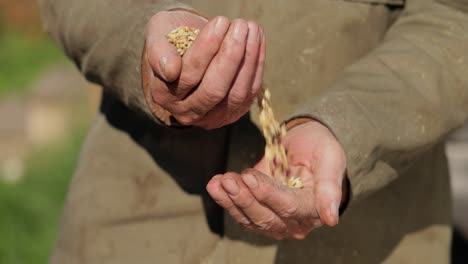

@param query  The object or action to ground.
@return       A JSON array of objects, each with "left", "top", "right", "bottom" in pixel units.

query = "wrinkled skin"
[
  {"left": 144, "top": 10, "right": 266, "bottom": 129},
  {"left": 207, "top": 121, "right": 348, "bottom": 240}
]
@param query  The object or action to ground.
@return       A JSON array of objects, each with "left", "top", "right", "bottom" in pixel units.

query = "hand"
[
  {"left": 207, "top": 120, "right": 348, "bottom": 240},
  {"left": 142, "top": 10, "right": 266, "bottom": 129}
]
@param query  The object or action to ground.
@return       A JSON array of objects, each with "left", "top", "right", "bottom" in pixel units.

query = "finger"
[
  {"left": 288, "top": 218, "right": 324, "bottom": 240},
  {"left": 149, "top": 76, "right": 176, "bottom": 109},
  {"left": 206, "top": 175, "right": 252, "bottom": 227},
  {"left": 226, "top": 20, "right": 261, "bottom": 111},
  {"left": 240, "top": 169, "right": 299, "bottom": 219},
  {"left": 284, "top": 219, "right": 309, "bottom": 240},
  {"left": 220, "top": 173, "right": 288, "bottom": 234},
  {"left": 192, "top": 21, "right": 261, "bottom": 129},
  {"left": 250, "top": 26, "right": 266, "bottom": 99},
  {"left": 174, "top": 16, "right": 230, "bottom": 99},
  {"left": 177, "top": 19, "right": 249, "bottom": 124},
  {"left": 146, "top": 10, "right": 207, "bottom": 82},
  {"left": 314, "top": 148, "right": 346, "bottom": 227}
]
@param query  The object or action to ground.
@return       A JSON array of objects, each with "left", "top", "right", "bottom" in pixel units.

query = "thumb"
[
  {"left": 145, "top": 10, "right": 207, "bottom": 82},
  {"left": 146, "top": 32, "right": 182, "bottom": 82},
  {"left": 314, "top": 154, "right": 346, "bottom": 227},
  {"left": 315, "top": 180, "right": 342, "bottom": 226}
]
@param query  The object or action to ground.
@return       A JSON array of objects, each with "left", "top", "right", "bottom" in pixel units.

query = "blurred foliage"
[
  {"left": 0, "top": 4, "right": 88, "bottom": 263},
  {"left": 0, "top": 29, "right": 65, "bottom": 96},
  {"left": 0, "top": 128, "right": 85, "bottom": 263}
]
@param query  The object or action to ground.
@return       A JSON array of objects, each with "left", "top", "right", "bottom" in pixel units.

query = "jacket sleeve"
[
  {"left": 299, "top": 0, "right": 468, "bottom": 203},
  {"left": 37, "top": 0, "right": 191, "bottom": 121}
]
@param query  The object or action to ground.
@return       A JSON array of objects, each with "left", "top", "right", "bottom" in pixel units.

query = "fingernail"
[
  {"left": 215, "top": 17, "right": 228, "bottom": 37},
  {"left": 258, "top": 28, "right": 263, "bottom": 43},
  {"left": 222, "top": 178, "right": 239, "bottom": 196},
  {"left": 242, "top": 174, "right": 258, "bottom": 188},
  {"left": 233, "top": 21, "right": 245, "bottom": 41},
  {"left": 329, "top": 202, "right": 339, "bottom": 224},
  {"left": 159, "top": 56, "right": 168, "bottom": 80},
  {"left": 247, "top": 23, "right": 257, "bottom": 44}
]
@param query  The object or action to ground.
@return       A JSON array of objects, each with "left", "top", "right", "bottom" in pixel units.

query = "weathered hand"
[
  {"left": 142, "top": 10, "right": 266, "bottom": 129},
  {"left": 207, "top": 120, "right": 348, "bottom": 240}
]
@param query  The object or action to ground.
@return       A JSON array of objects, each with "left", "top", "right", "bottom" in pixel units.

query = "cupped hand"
[
  {"left": 142, "top": 10, "right": 266, "bottom": 129},
  {"left": 207, "top": 120, "right": 348, "bottom": 240}
]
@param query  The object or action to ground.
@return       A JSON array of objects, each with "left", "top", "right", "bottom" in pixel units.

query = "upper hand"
[
  {"left": 207, "top": 120, "right": 348, "bottom": 240},
  {"left": 143, "top": 10, "right": 266, "bottom": 129}
]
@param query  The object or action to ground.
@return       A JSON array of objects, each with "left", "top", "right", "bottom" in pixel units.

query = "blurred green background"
[
  {"left": 1, "top": 1, "right": 468, "bottom": 264},
  {"left": 0, "top": 1, "right": 99, "bottom": 263}
]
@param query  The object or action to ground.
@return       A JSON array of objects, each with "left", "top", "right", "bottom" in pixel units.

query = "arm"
[
  {"left": 38, "top": 1, "right": 266, "bottom": 128},
  {"left": 207, "top": 0, "right": 468, "bottom": 239},
  {"left": 37, "top": 0, "right": 190, "bottom": 120},
  {"left": 303, "top": 0, "right": 468, "bottom": 202}
]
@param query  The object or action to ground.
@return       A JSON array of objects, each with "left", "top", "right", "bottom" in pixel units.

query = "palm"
[
  {"left": 255, "top": 120, "right": 346, "bottom": 222},
  {"left": 207, "top": 120, "right": 347, "bottom": 240}
]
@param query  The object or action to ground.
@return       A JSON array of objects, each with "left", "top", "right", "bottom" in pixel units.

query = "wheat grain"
[{"left": 167, "top": 27, "right": 303, "bottom": 189}]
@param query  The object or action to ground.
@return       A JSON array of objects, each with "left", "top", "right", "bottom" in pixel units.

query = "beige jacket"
[{"left": 39, "top": 0, "right": 468, "bottom": 263}]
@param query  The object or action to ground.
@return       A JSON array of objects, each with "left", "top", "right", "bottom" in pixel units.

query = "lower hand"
[{"left": 207, "top": 120, "right": 348, "bottom": 239}]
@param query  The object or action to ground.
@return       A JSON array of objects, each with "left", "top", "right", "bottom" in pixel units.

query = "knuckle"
[
  {"left": 152, "top": 95, "right": 168, "bottom": 107},
  {"left": 227, "top": 46, "right": 244, "bottom": 64},
  {"left": 256, "top": 184, "right": 273, "bottom": 202},
  {"left": 232, "top": 19, "right": 247, "bottom": 31},
  {"left": 175, "top": 113, "right": 199, "bottom": 126},
  {"left": 228, "top": 90, "right": 247, "bottom": 107},
  {"left": 247, "top": 20, "right": 258, "bottom": 30},
  {"left": 254, "top": 214, "right": 276, "bottom": 230},
  {"left": 237, "top": 217, "right": 251, "bottom": 226},
  {"left": 236, "top": 195, "right": 255, "bottom": 210},
  {"left": 178, "top": 72, "right": 200, "bottom": 90},
  {"left": 204, "top": 33, "right": 221, "bottom": 46},
  {"left": 202, "top": 87, "right": 226, "bottom": 105},
  {"left": 213, "top": 196, "right": 233, "bottom": 209},
  {"left": 277, "top": 200, "right": 298, "bottom": 218},
  {"left": 219, "top": 201, "right": 234, "bottom": 210},
  {"left": 220, "top": 40, "right": 244, "bottom": 63},
  {"left": 250, "top": 84, "right": 262, "bottom": 98}
]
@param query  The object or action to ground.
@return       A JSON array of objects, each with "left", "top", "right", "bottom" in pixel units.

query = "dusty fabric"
[{"left": 38, "top": 0, "right": 468, "bottom": 263}]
